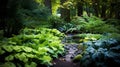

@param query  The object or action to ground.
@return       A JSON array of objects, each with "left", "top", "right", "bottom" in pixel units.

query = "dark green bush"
[
  {"left": 62, "top": 16, "right": 119, "bottom": 34},
  {"left": 106, "top": 19, "right": 120, "bottom": 31},
  {"left": 19, "top": 5, "right": 51, "bottom": 28},
  {"left": 48, "top": 15, "right": 64, "bottom": 28},
  {"left": 59, "top": 23, "right": 76, "bottom": 33}
]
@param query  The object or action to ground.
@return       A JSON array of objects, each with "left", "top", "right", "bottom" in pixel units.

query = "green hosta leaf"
[
  {"left": 15, "top": 53, "right": 28, "bottom": 63},
  {"left": 48, "top": 49, "right": 54, "bottom": 54},
  {"left": 13, "top": 46, "right": 22, "bottom": 52},
  {"left": 8, "top": 41, "right": 16, "bottom": 45},
  {"left": 56, "top": 50, "right": 64, "bottom": 55},
  {"left": 0, "top": 62, "right": 16, "bottom": 67},
  {"left": 2, "top": 45, "right": 13, "bottom": 52},
  {"left": 38, "top": 47, "right": 49, "bottom": 52},
  {"left": 22, "top": 46, "right": 33, "bottom": 52},
  {"left": 38, "top": 47, "right": 48, "bottom": 55},
  {"left": 52, "top": 54, "right": 58, "bottom": 58},
  {"left": 25, "top": 62, "right": 37, "bottom": 67},
  {"left": 5, "top": 55, "right": 14, "bottom": 61},
  {"left": 26, "top": 54, "right": 36, "bottom": 58},
  {"left": 51, "top": 47, "right": 57, "bottom": 51},
  {"left": 32, "top": 39, "right": 40, "bottom": 44},
  {"left": 49, "top": 41, "right": 60, "bottom": 47},
  {"left": 41, "top": 56, "right": 52, "bottom": 65},
  {"left": 0, "top": 48, "right": 5, "bottom": 55}
]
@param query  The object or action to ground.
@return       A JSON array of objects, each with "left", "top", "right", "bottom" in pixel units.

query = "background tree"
[
  {"left": 44, "top": 0, "right": 52, "bottom": 14},
  {"left": 60, "top": 0, "right": 70, "bottom": 22},
  {"left": 0, "top": 0, "right": 23, "bottom": 37}
]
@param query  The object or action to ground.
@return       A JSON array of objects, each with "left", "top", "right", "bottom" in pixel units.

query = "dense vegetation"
[
  {"left": 0, "top": 28, "right": 64, "bottom": 67},
  {"left": 0, "top": 0, "right": 120, "bottom": 67}
]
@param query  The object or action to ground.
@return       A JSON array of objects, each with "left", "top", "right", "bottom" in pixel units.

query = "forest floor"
[{"left": 52, "top": 34, "right": 81, "bottom": 67}]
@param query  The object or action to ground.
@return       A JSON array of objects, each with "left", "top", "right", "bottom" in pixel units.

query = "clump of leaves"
[
  {"left": 80, "top": 38, "right": 120, "bottom": 67},
  {"left": 0, "top": 28, "right": 65, "bottom": 67},
  {"left": 72, "top": 34, "right": 103, "bottom": 43},
  {"left": 62, "top": 16, "right": 119, "bottom": 34},
  {"left": 19, "top": 4, "right": 51, "bottom": 28},
  {"left": 59, "top": 23, "right": 76, "bottom": 33},
  {"left": 48, "top": 15, "right": 64, "bottom": 29}
]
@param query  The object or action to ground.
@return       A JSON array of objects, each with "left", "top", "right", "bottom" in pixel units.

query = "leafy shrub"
[
  {"left": 108, "top": 33, "right": 120, "bottom": 41},
  {"left": 48, "top": 16, "right": 64, "bottom": 28},
  {"left": 66, "top": 16, "right": 87, "bottom": 33},
  {"left": 58, "top": 23, "right": 76, "bottom": 33},
  {"left": 84, "top": 16, "right": 119, "bottom": 33},
  {"left": 0, "top": 28, "right": 64, "bottom": 67},
  {"left": 72, "top": 34, "right": 103, "bottom": 43},
  {"left": 19, "top": 5, "right": 51, "bottom": 28},
  {"left": 80, "top": 38, "right": 120, "bottom": 67},
  {"left": 106, "top": 19, "right": 120, "bottom": 26},
  {"left": 106, "top": 19, "right": 120, "bottom": 31},
  {"left": 63, "top": 16, "right": 119, "bottom": 33}
]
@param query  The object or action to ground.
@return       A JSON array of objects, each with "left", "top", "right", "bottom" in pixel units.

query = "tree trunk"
[
  {"left": 115, "top": 2, "right": 120, "bottom": 19},
  {"left": 0, "top": 0, "right": 8, "bottom": 29},
  {"left": 101, "top": 5, "right": 106, "bottom": 18},
  {"left": 44, "top": 0, "right": 52, "bottom": 14},
  {"left": 77, "top": 2, "right": 83, "bottom": 16}
]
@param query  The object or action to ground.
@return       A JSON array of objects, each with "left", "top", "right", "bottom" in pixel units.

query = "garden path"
[{"left": 52, "top": 34, "right": 81, "bottom": 67}]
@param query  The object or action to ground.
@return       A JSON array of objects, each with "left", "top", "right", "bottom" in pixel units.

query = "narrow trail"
[
  {"left": 52, "top": 44, "right": 80, "bottom": 67},
  {"left": 52, "top": 34, "right": 81, "bottom": 67}
]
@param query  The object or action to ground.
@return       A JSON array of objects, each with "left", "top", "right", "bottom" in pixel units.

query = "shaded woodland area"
[
  {"left": 0, "top": 0, "right": 120, "bottom": 37},
  {"left": 0, "top": 0, "right": 120, "bottom": 67}
]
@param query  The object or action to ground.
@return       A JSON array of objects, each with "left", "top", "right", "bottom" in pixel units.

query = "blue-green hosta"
[
  {"left": 0, "top": 28, "right": 64, "bottom": 67},
  {"left": 80, "top": 38, "right": 120, "bottom": 67}
]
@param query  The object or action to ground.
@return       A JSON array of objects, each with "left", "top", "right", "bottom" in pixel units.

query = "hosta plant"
[
  {"left": 0, "top": 28, "right": 65, "bottom": 67},
  {"left": 80, "top": 38, "right": 120, "bottom": 67}
]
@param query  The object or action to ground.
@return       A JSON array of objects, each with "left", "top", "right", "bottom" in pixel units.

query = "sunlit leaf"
[
  {"left": 2, "top": 45, "right": 13, "bottom": 52},
  {"left": 5, "top": 55, "right": 14, "bottom": 61}
]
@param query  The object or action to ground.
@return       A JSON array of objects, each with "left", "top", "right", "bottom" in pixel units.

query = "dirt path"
[
  {"left": 52, "top": 44, "right": 81, "bottom": 67},
  {"left": 52, "top": 58, "right": 80, "bottom": 67},
  {"left": 52, "top": 34, "right": 81, "bottom": 67}
]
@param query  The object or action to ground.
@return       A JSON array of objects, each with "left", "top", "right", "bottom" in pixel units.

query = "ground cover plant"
[
  {"left": 69, "top": 33, "right": 120, "bottom": 67},
  {"left": 59, "top": 16, "right": 119, "bottom": 34},
  {"left": 80, "top": 38, "right": 120, "bottom": 67},
  {"left": 0, "top": 28, "right": 64, "bottom": 67}
]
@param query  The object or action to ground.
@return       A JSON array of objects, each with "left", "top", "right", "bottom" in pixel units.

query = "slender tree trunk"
[
  {"left": 44, "top": 0, "right": 52, "bottom": 14},
  {"left": 0, "top": 0, "right": 9, "bottom": 37},
  {"left": 92, "top": 0, "right": 100, "bottom": 17},
  {"left": 115, "top": 2, "right": 120, "bottom": 19},
  {"left": 77, "top": 2, "right": 83, "bottom": 16},
  {"left": 93, "top": 4, "right": 99, "bottom": 17},
  {"left": 0, "top": 0, "right": 23, "bottom": 37},
  {"left": 101, "top": 5, "right": 106, "bottom": 18}
]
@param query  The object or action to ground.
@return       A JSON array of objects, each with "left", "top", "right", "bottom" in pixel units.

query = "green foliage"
[
  {"left": 0, "top": 28, "right": 64, "bottom": 67},
  {"left": 48, "top": 15, "right": 64, "bottom": 28},
  {"left": 80, "top": 38, "right": 120, "bottom": 67},
  {"left": 0, "top": 62, "right": 16, "bottom": 67},
  {"left": 105, "top": 33, "right": 120, "bottom": 41},
  {"left": 106, "top": 19, "right": 120, "bottom": 30},
  {"left": 19, "top": 5, "right": 51, "bottom": 28},
  {"left": 73, "top": 54, "right": 82, "bottom": 62},
  {"left": 59, "top": 23, "right": 75, "bottom": 33},
  {"left": 63, "top": 16, "right": 119, "bottom": 33},
  {"left": 72, "top": 34, "right": 103, "bottom": 43}
]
